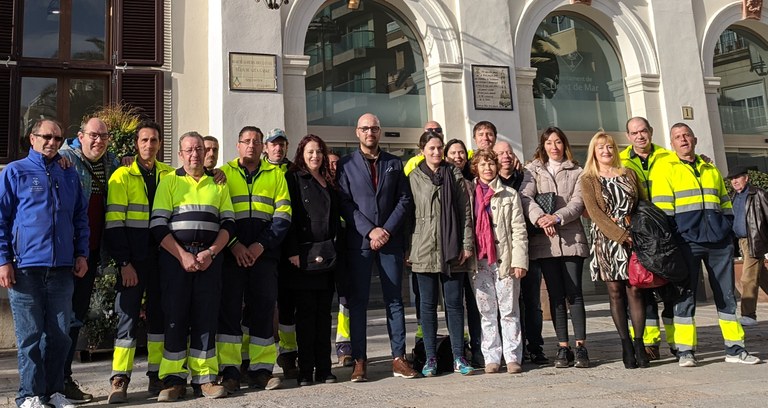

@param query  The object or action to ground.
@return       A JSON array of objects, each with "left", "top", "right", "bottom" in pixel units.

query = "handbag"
[
  {"left": 628, "top": 252, "right": 668, "bottom": 289},
  {"left": 298, "top": 238, "right": 337, "bottom": 273},
  {"left": 534, "top": 191, "right": 556, "bottom": 215}
]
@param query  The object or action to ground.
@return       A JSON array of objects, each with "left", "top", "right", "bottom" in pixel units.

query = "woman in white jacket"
[{"left": 470, "top": 149, "right": 529, "bottom": 374}]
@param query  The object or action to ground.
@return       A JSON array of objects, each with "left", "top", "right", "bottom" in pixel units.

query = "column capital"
[
  {"left": 625, "top": 73, "right": 661, "bottom": 94},
  {"left": 425, "top": 63, "right": 463, "bottom": 84},
  {"left": 703, "top": 76, "right": 721, "bottom": 94},
  {"left": 283, "top": 55, "right": 311, "bottom": 76},
  {"left": 515, "top": 67, "right": 538, "bottom": 86}
]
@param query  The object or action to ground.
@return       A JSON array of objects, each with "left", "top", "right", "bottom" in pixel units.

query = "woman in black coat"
[{"left": 283, "top": 134, "right": 344, "bottom": 386}]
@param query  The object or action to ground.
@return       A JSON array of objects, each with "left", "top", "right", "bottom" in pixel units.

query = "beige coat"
[
  {"left": 520, "top": 159, "right": 589, "bottom": 260},
  {"left": 472, "top": 177, "right": 529, "bottom": 279}
]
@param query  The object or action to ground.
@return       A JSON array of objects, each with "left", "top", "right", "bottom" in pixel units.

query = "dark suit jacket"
[{"left": 337, "top": 149, "right": 412, "bottom": 250}]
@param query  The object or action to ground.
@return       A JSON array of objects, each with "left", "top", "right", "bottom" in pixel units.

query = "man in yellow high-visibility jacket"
[
  {"left": 105, "top": 121, "right": 174, "bottom": 403},
  {"left": 217, "top": 126, "right": 292, "bottom": 393},
  {"left": 620, "top": 116, "right": 677, "bottom": 360},
  {"left": 651, "top": 123, "right": 760, "bottom": 367},
  {"left": 151, "top": 132, "right": 235, "bottom": 401}
]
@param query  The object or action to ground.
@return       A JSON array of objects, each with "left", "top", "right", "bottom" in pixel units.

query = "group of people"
[{"left": 0, "top": 111, "right": 766, "bottom": 408}]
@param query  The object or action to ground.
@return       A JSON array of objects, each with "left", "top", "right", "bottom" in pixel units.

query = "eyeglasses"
[
  {"left": 425, "top": 127, "right": 443, "bottom": 134},
  {"left": 238, "top": 139, "right": 263, "bottom": 146},
  {"left": 33, "top": 133, "right": 64, "bottom": 142},
  {"left": 83, "top": 131, "right": 111, "bottom": 140},
  {"left": 357, "top": 126, "right": 381, "bottom": 134},
  {"left": 180, "top": 147, "right": 204, "bottom": 155}
]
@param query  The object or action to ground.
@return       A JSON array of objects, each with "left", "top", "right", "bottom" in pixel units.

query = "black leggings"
[{"left": 540, "top": 256, "right": 586, "bottom": 343}]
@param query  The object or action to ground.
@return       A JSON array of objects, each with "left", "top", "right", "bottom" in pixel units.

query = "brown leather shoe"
[
  {"left": 107, "top": 376, "right": 128, "bottom": 404},
  {"left": 351, "top": 359, "right": 368, "bottom": 382},
  {"left": 199, "top": 382, "right": 227, "bottom": 399},
  {"left": 392, "top": 356, "right": 418, "bottom": 379},
  {"left": 157, "top": 385, "right": 186, "bottom": 402},
  {"left": 484, "top": 363, "right": 500, "bottom": 374},
  {"left": 220, "top": 378, "right": 240, "bottom": 394},
  {"left": 506, "top": 362, "right": 523, "bottom": 374}
]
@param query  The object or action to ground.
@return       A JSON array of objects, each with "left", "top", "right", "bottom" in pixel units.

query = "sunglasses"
[
  {"left": 425, "top": 127, "right": 443, "bottom": 134},
  {"left": 33, "top": 133, "right": 64, "bottom": 142}
]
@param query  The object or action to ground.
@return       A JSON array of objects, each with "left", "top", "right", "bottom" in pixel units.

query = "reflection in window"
[
  {"left": 23, "top": 0, "right": 61, "bottom": 58},
  {"left": 716, "top": 28, "right": 768, "bottom": 136},
  {"left": 68, "top": 79, "right": 107, "bottom": 135},
  {"left": 304, "top": 1, "right": 427, "bottom": 128},
  {"left": 530, "top": 15, "right": 627, "bottom": 132},
  {"left": 20, "top": 77, "right": 58, "bottom": 139},
  {"left": 71, "top": 0, "right": 108, "bottom": 60}
]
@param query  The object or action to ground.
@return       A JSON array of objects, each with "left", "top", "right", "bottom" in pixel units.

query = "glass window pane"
[
  {"left": 716, "top": 27, "right": 768, "bottom": 136},
  {"left": 22, "top": 0, "right": 60, "bottom": 58},
  {"left": 68, "top": 78, "right": 107, "bottom": 136},
  {"left": 531, "top": 15, "right": 627, "bottom": 132},
  {"left": 304, "top": 1, "right": 427, "bottom": 128},
  {"left": 71, "top": 0, "right": 108, "bottom": 60},
  {"left": 19, "top": 77, "right": 58, "bottom": 141}
]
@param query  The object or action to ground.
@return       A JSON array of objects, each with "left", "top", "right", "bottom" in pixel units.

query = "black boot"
[
  {"left": 634, "top": 338, "right": 650, "bottom": 368},
  {"left": 621, "top": 338, "right": 637, "bottom": 369}
]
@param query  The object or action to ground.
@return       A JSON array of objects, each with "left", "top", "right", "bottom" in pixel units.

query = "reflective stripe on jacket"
[
  {"left": 220, "top": 158, "right": 291, "bottom": 250},
  {"left": 150, "top": 168, "right": 235, "bottom": 245},
  {"left": 650, "top": 155, "right": 733, "bottom": 244},
  {"left": 105, "top": 158, "right": 174, "bottom": 263}
]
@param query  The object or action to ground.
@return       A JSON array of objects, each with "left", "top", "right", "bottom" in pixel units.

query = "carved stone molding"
[
  {"left": 744, "top": 0, "right": 763, "bottom": 20},
  {"left": 570, "top": 0, "right": 592, "bottom": 5}
]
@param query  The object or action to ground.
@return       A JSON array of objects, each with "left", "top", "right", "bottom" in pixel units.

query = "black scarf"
[{"left": 419, "top": 160, "right": 460, "bottom": 276}]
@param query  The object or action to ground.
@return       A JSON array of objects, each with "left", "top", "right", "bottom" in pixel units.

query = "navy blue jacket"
[
  {"left": 337, "top": 149, "right": 412, "bottom": 250},
  {"left": 0, "top": 149, "right": 90, "bottom": 268}
]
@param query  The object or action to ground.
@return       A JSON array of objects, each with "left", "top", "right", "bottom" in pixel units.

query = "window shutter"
[
  {"left": 115, "top": 0, "right": 163, "bottom": 66},
  {"left": 0, "top": 0, "right": 14, "bottom": 58},
  {"left": 0, "top": 66, "right": 18, "bottom": 163},
  {"left": 116, "top": 69, "right": 163, "bottom": 125}
]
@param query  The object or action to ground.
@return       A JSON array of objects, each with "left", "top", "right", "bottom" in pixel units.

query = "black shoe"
[
  {"left": 315, "top": 372, "right": 337, "bottom": 384},
  {"left": 64, "top": 376, "right": 93, "bottom": 403},
  {"left": 574, "top": 345, "right": 590, "bottom": 368},
  {"left": 277, "top": 351, "right": 299, "bottom": 380},
  {"left": 621, "top": 339, "right": 637, "bottom": 369},
  {"left": 530, "top": 352, "right": 549, "bottom": 365},
  {"left": 634, "top": 338, "right": 650, "bottom": 368},
  {"left": 297, "top": 375, "right": 313, "bottom": 387},
  {"left": 554, "top": 346, "right": 573, "bottom": 368}
]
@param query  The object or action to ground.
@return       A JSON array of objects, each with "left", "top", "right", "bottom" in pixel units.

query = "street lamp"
[{"left": 256, "top": 0, "right": 288, "bottom": 10}]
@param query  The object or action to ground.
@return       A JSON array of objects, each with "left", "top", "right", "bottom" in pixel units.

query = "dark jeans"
[
  {"left": 348, "top": 247, "right": 406, "bottom": 360},
  {"left": 540, "top": 256, "right": 586, "bottom": 343},
  {"left": 10, "top": 267, "right": 74, "bottom": 406},
  {"left": 294, "top": 288, "right": 334, "bottom": 377},
  {"left": 65, "top": 249, "right": 100, "bottom": 378},
  {"left": 521, "top": 260, "right": 545, "bottom": 354},
  {"left": 416, "top": 272, "right": 465, "bottom": 359},
  {"left": 463, "top": 272, "right": 482, "bottom": 355}
]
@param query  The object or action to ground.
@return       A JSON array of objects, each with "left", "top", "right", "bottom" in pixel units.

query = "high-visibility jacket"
[
  {"left": 150, "top": 168, "right": 235, "bottom": 245},
  {"left": 619, "top": 144, "right": 676, "bottom": 201},
  {"left": 220, "top": 158, "right": 291, "bottom": 251},
  {"left": 404, "top": 149, "right": 475, "bottom": 176},
  {"left": 650, "top": 155, "right": 733, "bottom": 244},
  {"left": 105, "top": 159, "right": 174, "bottom": 263}
]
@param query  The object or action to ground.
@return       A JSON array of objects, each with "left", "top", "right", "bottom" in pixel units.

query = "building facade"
[{"left": 2, "top": 0, "right": 768, "bottom": 345}]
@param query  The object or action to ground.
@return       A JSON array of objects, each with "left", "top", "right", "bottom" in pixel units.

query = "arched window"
[
  {"left": 715, "top": 27, "right": 768, "bottom": 171},
  {"left": 531, "top": 14, "right": 627, "bottom": 139},
  {"left": 304, "top": 1, "right": 427, "bottom": 131}
]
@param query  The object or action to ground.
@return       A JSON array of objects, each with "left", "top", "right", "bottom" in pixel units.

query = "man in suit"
[{"left": 337, "top": 113, "right": 417, "bottom": 382}]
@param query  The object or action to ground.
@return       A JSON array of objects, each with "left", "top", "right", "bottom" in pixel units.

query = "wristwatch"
[{"left": 119, "top": 260, "right": 130, "bottom": 268}]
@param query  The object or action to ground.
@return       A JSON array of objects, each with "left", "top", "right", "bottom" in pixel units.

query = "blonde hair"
[{"left": 583, "top": 131, "right": 625, "bottom": 178}]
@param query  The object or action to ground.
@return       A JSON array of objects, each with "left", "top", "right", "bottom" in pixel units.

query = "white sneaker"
[
  {"left": 19, "top": 396, "right": 45, "bottom": 408},
  {"left": 725, "top": 350, "right": 762, "bottom": 365},
  {"left": 48, "top": 392, "right": 75, "bottom": 408},
  {"left": 740, "top": 316, "right": 758, "bottom": 326},
  {"left": 678, "top": 353, "right": 697, "bottom": 367}
]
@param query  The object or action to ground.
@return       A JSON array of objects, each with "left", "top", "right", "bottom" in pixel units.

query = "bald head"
[{"left": 424, "top": 121, "right": 443, "bottom": 135}]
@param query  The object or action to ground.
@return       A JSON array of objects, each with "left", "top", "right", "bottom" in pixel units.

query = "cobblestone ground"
[{"left": 2, "top": 301, "right": 768, "bottom": 407}]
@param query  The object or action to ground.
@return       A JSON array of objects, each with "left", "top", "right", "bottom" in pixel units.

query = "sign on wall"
[
  {"left": 471, "top": 65, "right": 514, "bottom": 111},
  {"left": 229, "top": 53, "right": 278, "bottom": 92}
]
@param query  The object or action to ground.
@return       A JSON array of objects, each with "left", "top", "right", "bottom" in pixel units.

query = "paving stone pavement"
[{"left": 2, "top": 301, "right": 768, "bottom": 407}]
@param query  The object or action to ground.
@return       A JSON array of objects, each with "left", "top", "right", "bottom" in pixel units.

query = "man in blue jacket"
[
  {"left": 0, "top": 119, "right": 90, "bottom": 408},
  {"left": 337, "top": 113, "right": 417, "bottom": 382}
]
